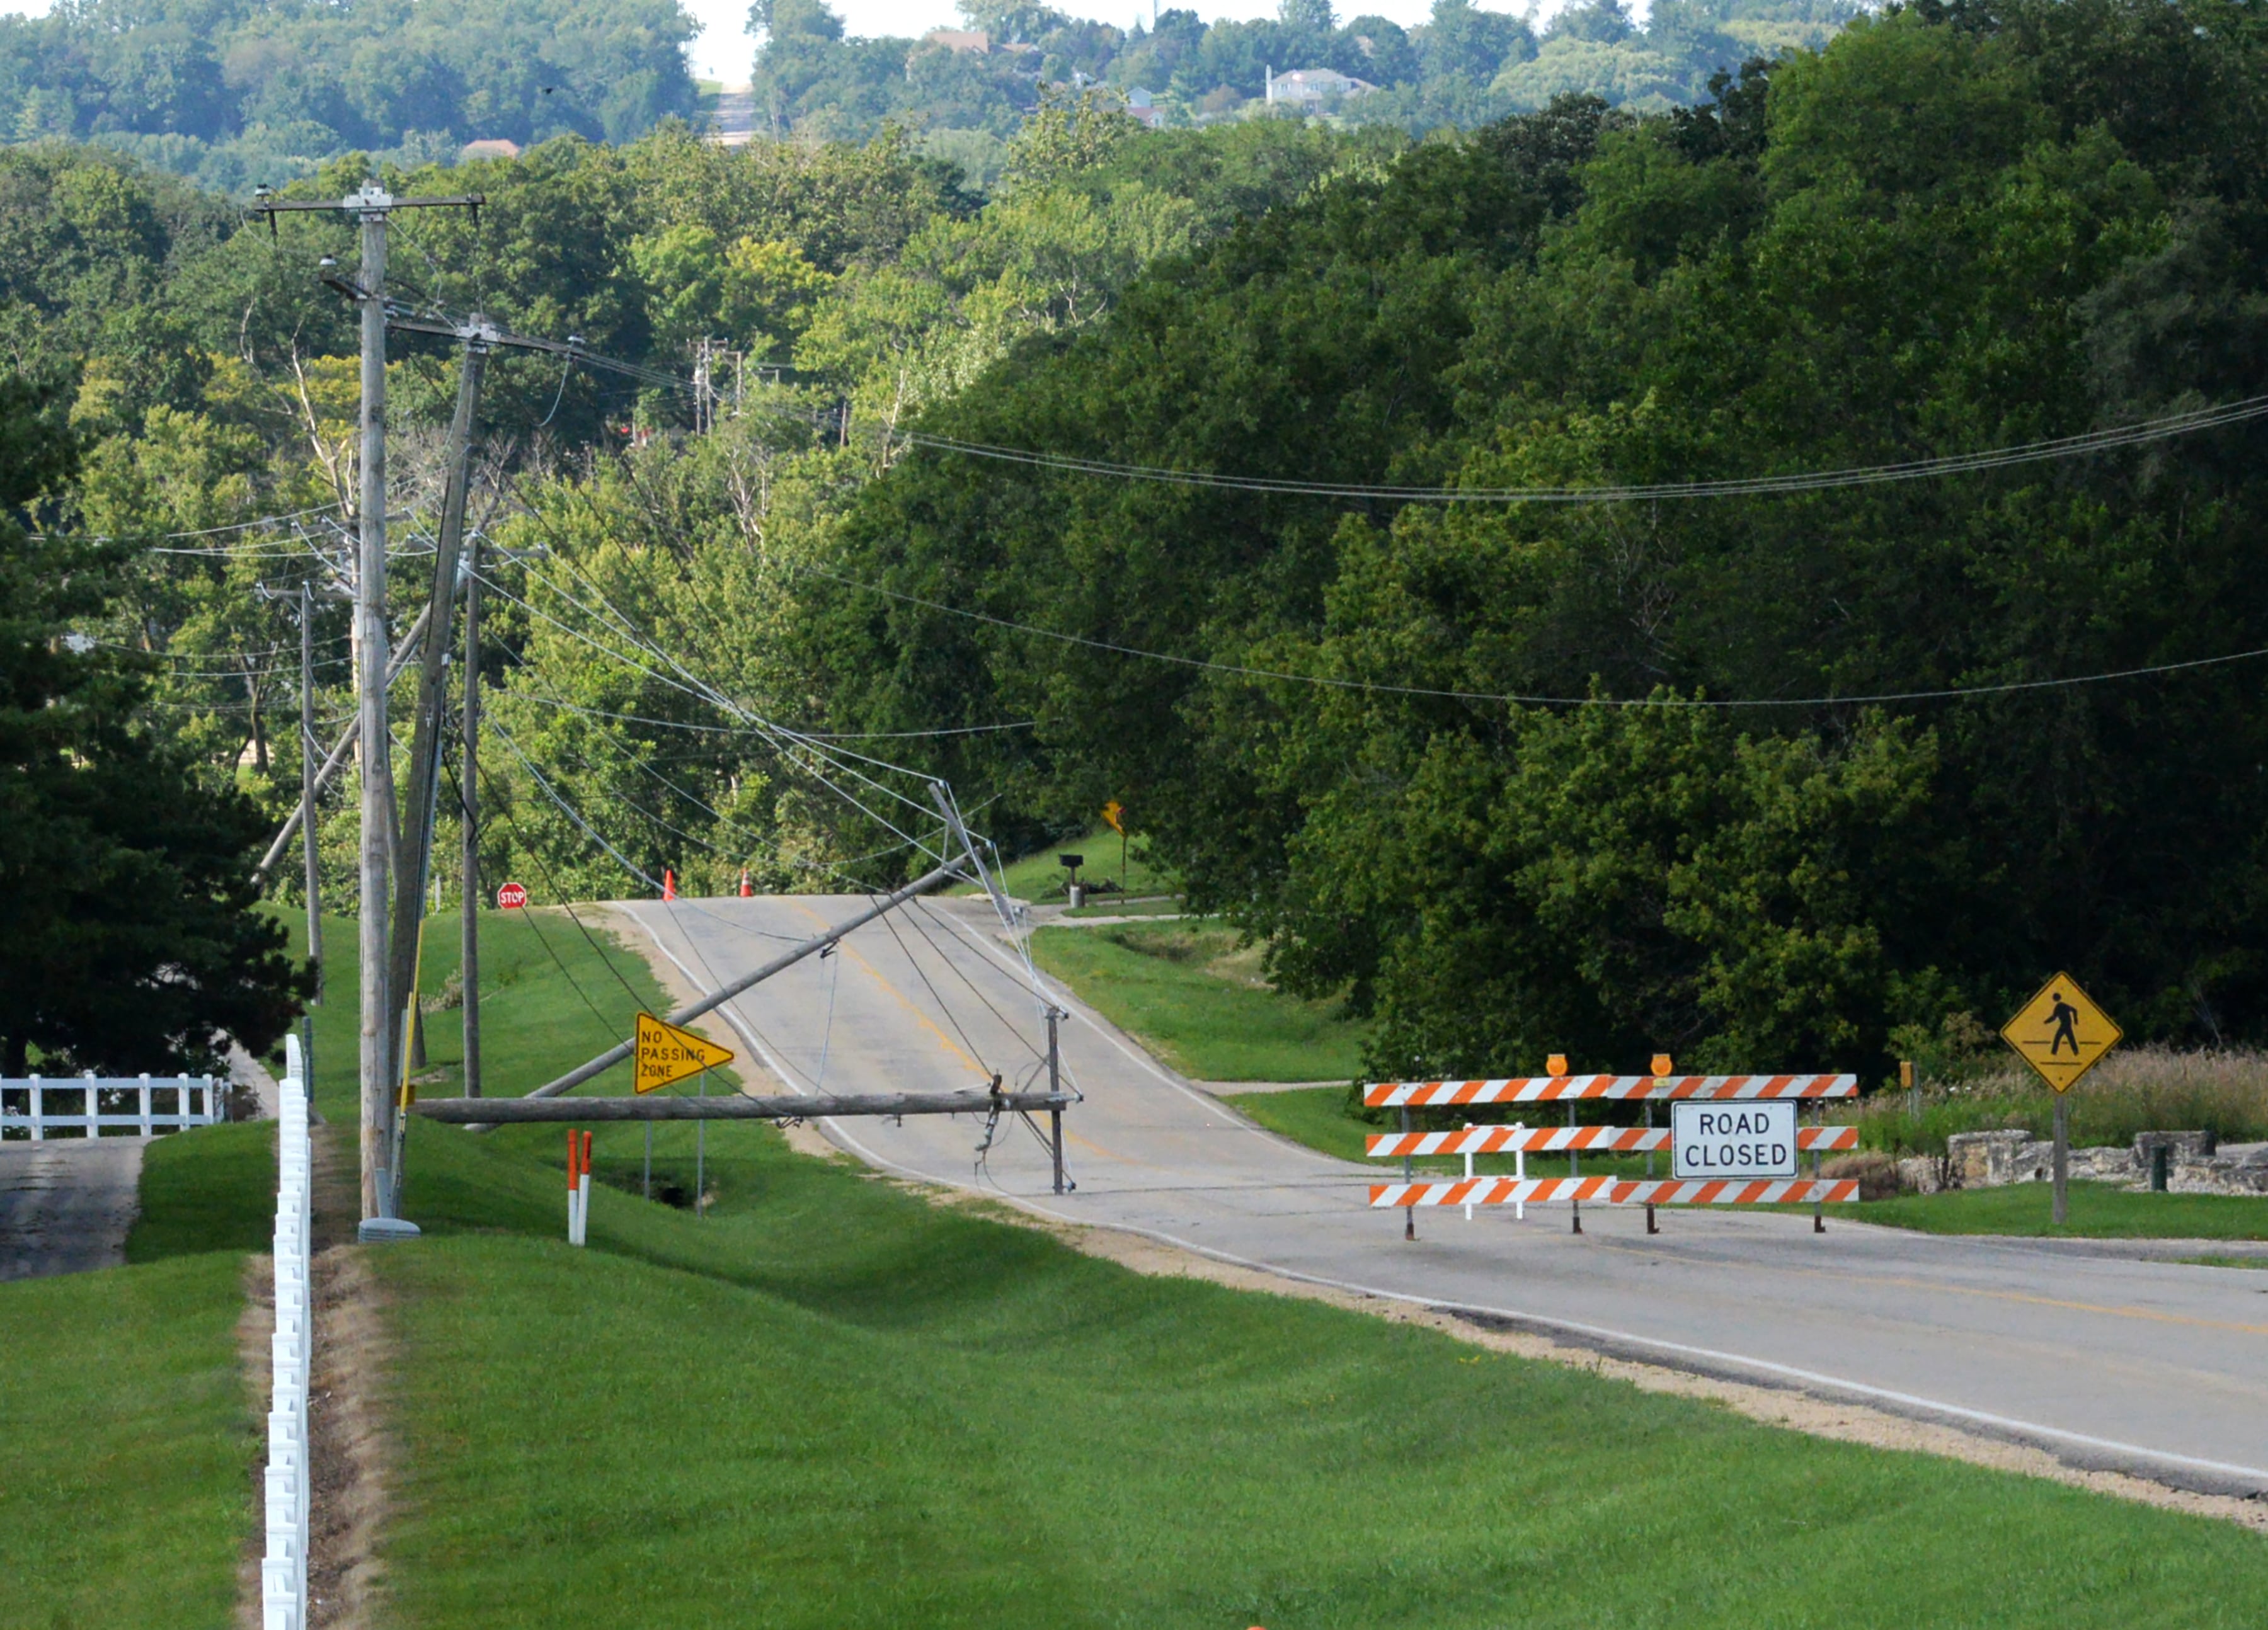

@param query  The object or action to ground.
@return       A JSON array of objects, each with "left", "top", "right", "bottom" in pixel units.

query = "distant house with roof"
[
  {"left": 1263, "top": 67, "right": 1376, "bottom": 106},
  {"left": 1124, "top": 87, "right": 1163, "bottom": 127}
]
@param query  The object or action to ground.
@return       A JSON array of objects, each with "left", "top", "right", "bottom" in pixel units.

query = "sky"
[{"left": 0, "top": 0, "right": 1552, "bottom": 93}]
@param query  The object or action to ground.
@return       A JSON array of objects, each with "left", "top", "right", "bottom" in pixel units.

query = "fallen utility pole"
[
  {"left": 252, "top": 598, "right": 433, "bottom": 882},
  {"left": 417, "top": 1091, "right": 1070, "bottom": 1124},
  {"left": 520, "top": 862, "right": 961, "bottom": 1100}
]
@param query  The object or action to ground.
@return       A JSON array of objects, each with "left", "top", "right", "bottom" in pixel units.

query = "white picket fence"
[
  {"left": 263, "top": 1034, "right": 312, "bottom": 1630},
  {"left": 0, "top": 1074, "right": 223, "bottom": 1139}
]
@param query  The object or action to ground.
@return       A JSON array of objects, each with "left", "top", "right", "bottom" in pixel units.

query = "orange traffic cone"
[
  {"left": 663, "top": 867, "right": 677, "bottom": 901},
  {"left": 738, "top": 868, "right": 752, "bottom": 898}
]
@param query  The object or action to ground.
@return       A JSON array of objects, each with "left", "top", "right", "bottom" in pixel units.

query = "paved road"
[
  {"left": 0, "top": 1139, "right": 145, "bottom": 1282},
  {"left": 619, "top": 894, "right": 2268, "bottom": 1496}
]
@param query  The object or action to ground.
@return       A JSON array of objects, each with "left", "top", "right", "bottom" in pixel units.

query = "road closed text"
[{"left": 1671, "top": 1101, "right": 1799, "bottom": 1179}]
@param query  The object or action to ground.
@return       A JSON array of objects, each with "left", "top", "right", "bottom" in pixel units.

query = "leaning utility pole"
[
  {"left": 253, "top": 180, "right": 483, "bottom": 1229},
  {"left": 384, "top": 318, "right": 491, "bottom": 1190},
  {"left": 460, "top": 520, "right": 483, "bottom": 1099},
  {"left": 299, "top": 582, "right": 324, "bottom": 1003}
]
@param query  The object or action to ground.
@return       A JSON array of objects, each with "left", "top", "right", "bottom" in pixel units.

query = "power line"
[
  {"left": 510, "top": 690, "right": 1035, "bottom": 741},
  {"left": 899, "top": 392, "right": 2268, "bottom": 504},
  {"left": 798, "top": 562, "right": 2268, "bottom": 710},
  {"left": 30, "top": 502, "right": 348, "bottom": 544}
]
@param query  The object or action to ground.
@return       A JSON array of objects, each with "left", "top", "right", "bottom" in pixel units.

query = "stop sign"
[{"left": 496, "top": 882, "right": 529, "bottom": 909}]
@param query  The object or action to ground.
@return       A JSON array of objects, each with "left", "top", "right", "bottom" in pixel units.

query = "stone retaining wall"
[{"left": 1896, "top": 1129, "right": 2268, "bottom": 1195}]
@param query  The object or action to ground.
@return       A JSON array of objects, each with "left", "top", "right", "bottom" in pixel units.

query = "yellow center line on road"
[
  {"left": 1589, "top": 1235, "right": 2268, "bottom": 1338},
  {"left": 787, "top": 903, "right": 984, "bottom": 1076},
  {"left": 781, "top": 901, "right": 1157, "bottom": 1171}
]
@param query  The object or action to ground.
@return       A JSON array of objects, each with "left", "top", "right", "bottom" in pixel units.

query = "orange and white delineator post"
[{"left": 566, "top": 1129, "right": 593, "bottom": 1246}]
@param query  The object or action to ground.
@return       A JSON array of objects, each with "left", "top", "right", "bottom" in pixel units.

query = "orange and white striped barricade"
[{"left": 1364, "top": 1073, "right": 1860, "bottom": 1233}]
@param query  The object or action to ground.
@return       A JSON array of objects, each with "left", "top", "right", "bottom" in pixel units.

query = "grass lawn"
[
  {"left": 957, "top": 824, "right": 1175, "bottom": 902},
  {"left": 1029, "top": 921, "right": 1363, "bottom": 1081},
  {"left": 373, "top": 1092, "right": 2268, "bottom": 1630},
  {"left": 1855, "top": 1182, "right": 2268, "bottom": 1239},
  {"left": 277, "top": 906, "right": 717, "bottom": 1120},
  {"left": 1, "top": 1121, "right": 275, "bottom": 1630},
  {"left": 126, "top": 1120, "right": 281, "bottom": 1263},
  {"left": 248, "top": 901, "right": 2268, "bottom": 1627}
]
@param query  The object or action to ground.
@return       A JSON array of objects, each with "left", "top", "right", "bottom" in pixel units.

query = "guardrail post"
[
  {"left": 139, "top": 1074, "right": 152, "bottom": 1136},
  {"left": 28, "top": 1074, "right": 41, "bottom": 1141},
  {"left": 84, "top": 1072, "right": 100, "bottom": 1138}
]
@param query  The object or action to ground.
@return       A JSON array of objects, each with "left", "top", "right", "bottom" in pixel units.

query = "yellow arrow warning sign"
[
  {"left": 633, "top": 1012, "right": 735, "bottom": 1095},
  {"left": 2000, "top": 972, "right": 2122, "bottom": 1094}
]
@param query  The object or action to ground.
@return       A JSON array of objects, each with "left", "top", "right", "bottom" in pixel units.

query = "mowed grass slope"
[
  {"left": 1030, "top": 922, "right": 1363, "bottom": 1081},
  {"left": 1, "top": 1122, "right": 276, "bottom": 1630},
  {"left": 377, "top": 1112, "right": 2268, "bottom": 1629},
  {"left": 264, "top": 903, "right": 2268, "bottom": 1627}
]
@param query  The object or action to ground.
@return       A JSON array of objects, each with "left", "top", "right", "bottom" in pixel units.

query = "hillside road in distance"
[{"left": 615, "top": 894, "right": 2268, "bottom": 1498}]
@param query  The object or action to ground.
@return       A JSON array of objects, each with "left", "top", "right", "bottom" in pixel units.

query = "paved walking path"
[{"left": 0, "top": 1139, "right": 144, "bottom": 1282}]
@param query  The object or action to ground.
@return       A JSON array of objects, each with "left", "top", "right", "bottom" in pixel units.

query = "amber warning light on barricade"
[
  {"left": 633, "top": 1012, "right": 735, "bottom": 1095},
  {"left": 496, "top": 882, "right": 527, "bottom": 909}
]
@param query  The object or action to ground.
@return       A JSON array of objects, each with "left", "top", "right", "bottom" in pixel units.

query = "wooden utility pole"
[
  {"left": 299, "top": 581, "right": 324, "bottom": 1005},
  {"left": 384, "top": 320, "right": 491, "bottom": 1190},
  {"left": 460, "top": 515, "right": 483, "bottom": 1099},
  {"left": 353, "top": 185, "right": 394, "bottom": 1221},
  {"left": 251, "top": 180, "right": 482, "bottom": 1227}
]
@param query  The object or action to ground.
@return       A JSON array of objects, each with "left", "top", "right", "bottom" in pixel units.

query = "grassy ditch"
[
  {"left": 1029, "top": 921, "right": 1363, "bottom": 1081},
  {"left": 2, "top": 1120, "right": 276, "bottom": 1629}
]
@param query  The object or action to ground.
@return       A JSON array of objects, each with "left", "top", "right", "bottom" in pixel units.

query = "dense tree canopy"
[
  {"left": 0, "top": 0, "right": 699, "bottom": 192},
  {"left": 14, "top": 0, "right": 2268, "bottom": 1082},
  {"left": 0, "top": 377, "right": 305, "bottom": 1074},
  {"left": 753, "top": 0, "right": 1858, "bottom": 156},
  {"left": 808, "top": 0, "right": 2268, "bottom": 1074}
]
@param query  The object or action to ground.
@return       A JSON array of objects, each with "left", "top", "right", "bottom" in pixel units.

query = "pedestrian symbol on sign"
[{"left": 2000, "top": 973, "right": 2121, "bottom": 1094}]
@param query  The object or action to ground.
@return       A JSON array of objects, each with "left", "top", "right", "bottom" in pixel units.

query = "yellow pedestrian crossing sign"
[
  {"left": 633, "top": 1012, "right": 735, "bottom": 1094},
  {"left": 2000, "top": 974, "right": 2121, "bottom": 1093}
]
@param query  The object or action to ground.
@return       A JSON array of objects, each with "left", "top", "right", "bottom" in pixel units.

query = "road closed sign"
[{"left": 1672, "top": 1101, "right": 1797, "bottom": 1179}]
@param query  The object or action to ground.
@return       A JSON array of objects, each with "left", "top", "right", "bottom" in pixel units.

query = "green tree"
[{"left": 0, "top": 377, "right": 306, "bottom": 1074}]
